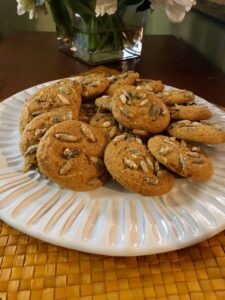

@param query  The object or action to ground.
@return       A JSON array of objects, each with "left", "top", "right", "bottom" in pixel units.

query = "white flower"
[
  {"left": 16, "top": 0, "right": 35, "bottom": 19},
  {"left": 151, "top": 0, "right": 195, "bottom": 23},
  {"left": 16, "top": 0, "right": 46, "bottom": 19},
  {"left": 95, "top": 0, "right": 117, "bottom": 17}
]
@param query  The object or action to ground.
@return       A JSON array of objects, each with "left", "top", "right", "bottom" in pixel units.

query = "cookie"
[
  {"left": 158, "top": 89, "right": 195, "bottom": 106},
  {"left": 90, "top": 112, "right": 121, "bottom": 142},
  {"left": 20, "top": 108, "right": 73, "bottom": 171},
  {"left": 19, "top": 79, "right": 82, "bottom": 132},
  {"left": 148, "top": 135, "right": 213, "bottom": 180},
  {"left": 136, "top": 79, "right": 164, "bottom": 93},
  {"left": 106, "top": 71, "right": 139, "bottom": 95},
  {"left": 167, "top": 120, "right": 225, "bottom": 144},
  {"left": 36, "top": 120, "right": 108, "bottom": 191},
  {"left": 95, "top": 95, "right": 112, "bottom": 111},
  {"left": 104, "top": 134, "right": 174, "bottom": 196},
  {"left": 111, "top": 85, "right": 170, "bottom": 133},
  {"left": 169, "top": 104, "right": 212, "bottom": 120},
  {"left": 79, "top": 65, "right": 121, "bottom": 77},
  {"left": 74, "top": 74, "right": 110, "bottom": 98}
]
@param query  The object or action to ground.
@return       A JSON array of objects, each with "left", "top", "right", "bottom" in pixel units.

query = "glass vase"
[{"left": 56, "top": 4, "right": 146, "bottom": 65}]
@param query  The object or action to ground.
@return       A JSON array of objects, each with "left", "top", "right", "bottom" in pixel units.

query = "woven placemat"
[{"left": 0, "top": 221, "right": 225, "bottom": 300}]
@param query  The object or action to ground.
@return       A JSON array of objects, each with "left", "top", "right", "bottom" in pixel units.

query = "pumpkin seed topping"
[
  {"left": 25, "top": 144, "right": 38, "bottom": 155},
  {"left": 80, "top": 124, "right": 96, "bottom": 142},
  {"left": 123, "top": 158, "right": 138, "bottom": 170},
  {"left": 179, "top": 154, "right": 186, "bottom": 170},
  {"left": 63, "top": 148, "right": 80, "bottom": 159},
  {"left": 55, "top": 133, "right": 78, "bottom": 142},
  {"left": 144, "top": 176, "right": 159, "bottom": 185},
  {"left": 35, "top": 128, "right": 47, "bottom": 138},
  {"left": 59, "top": 159, "right": 74, "bottom": 175}
]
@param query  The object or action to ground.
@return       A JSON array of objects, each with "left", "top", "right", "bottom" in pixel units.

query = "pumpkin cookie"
[
  {"left": 90, "top": 112, "right": 121, "bottom": 142},
  {"left": 20, "top": 108, "right": 73, "bottom": 171},
  {"left": 111, "top": 85, "right": 170, "bottom": 133},
  {"left": 167, "top": 120, "right": 225, "bottom": 144},
  {"left": 104, "top": 134, "right": 174, "bottom": 196},
  {"left": 106, "top": 71, "right": 139, "bottom": 95},
  {"left": 169, "top": 104, "right": 212, "bottom": 120},
  {"left": 36, "top": 120, "right": 108, "bottom": 191},
  {"left": 148, "top": 135, "right": 213, "bottom": 180},
  {"left": 136, "top": 79, "right": 164, "bottom": 93},
  {"left": 73, "top": 74, "right": 110, "bottom": 99},
  {"left": 158, "top": 89, "right": 195, "bottom": 106},
  {"left": 79, "top": 65, "right": 121, "bottom": 77},
  {"left": 19, "top": 80, "right": 82, "bottom": 132}
]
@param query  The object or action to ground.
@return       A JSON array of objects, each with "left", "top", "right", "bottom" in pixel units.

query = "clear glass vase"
[{"left": 56, "top": 4, "right": 146, "bottom": 65}]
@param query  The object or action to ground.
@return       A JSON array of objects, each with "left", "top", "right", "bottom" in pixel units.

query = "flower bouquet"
[{"left": 16, "top": 0, "right": 195, "bottom": 64}]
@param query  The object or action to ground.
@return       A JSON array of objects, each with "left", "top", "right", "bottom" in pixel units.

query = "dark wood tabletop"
[{"left": 0, "top": 31, "right": 225, "bottom": 106}]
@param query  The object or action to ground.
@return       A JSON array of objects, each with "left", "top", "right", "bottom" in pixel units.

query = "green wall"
[
  {"left": 145, "top": 6, "right": 225, "bottom": 73},
  {"left": 0, "top": 0, "right": 55, "bottom": 39},
  {"left": 0, "top": 2, "right": 224, "bottom": 73}
]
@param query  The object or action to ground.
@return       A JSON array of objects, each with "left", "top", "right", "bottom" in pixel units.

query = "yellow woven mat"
[{"left": 0, "top": 221, "right": 225, "bottom": 300}]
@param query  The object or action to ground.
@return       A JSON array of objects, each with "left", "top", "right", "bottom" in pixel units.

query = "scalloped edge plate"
[{"left": 1, "top": 80, "right": 225, "bottom": 256}]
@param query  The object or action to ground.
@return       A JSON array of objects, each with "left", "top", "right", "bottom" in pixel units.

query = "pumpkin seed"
[
  {"left": 148, "top": 104, "right": 160, "bottom": 120},
  {"left": 123, "top": 158, "right": 138, "bottom": 170},
  {"left": 59, "top": 159, "right": 74, "bottom": 175},
  {"left": 140, "top": 160, "right": 149, "bottom": 173},
  {"left": 35, "top": 128, "right": 47, "bottom": 138},
  {"left": 63, "top": 148, "right": 80, "bottom": 159},
  {"left": 192, "top": 158, "right": 205, "bottom": 164},
  {"left": 25, "top": 144, "right": 38, "bottom": 155},
  {"left": 144, "top": 176, "right": 159, "bottom": 185},
  {"left": 57, "top": 94, "right": 70, "bottom": 105},
  {"left": 179, "top": 154, "right": 186, "bottom": 170},
  {"left": 108, "top": 126, "right": 117, "bottom": 138},
  {"left": 55, "top": 133, "right": 78, "bottom": 142},
  {"left": 80, "top": 124, "right": 96, "bottom": 142}
]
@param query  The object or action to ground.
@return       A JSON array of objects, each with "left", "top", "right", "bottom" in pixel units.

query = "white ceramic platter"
[{"left": 1, "top": 81, "right": 225, "bottom": 256}]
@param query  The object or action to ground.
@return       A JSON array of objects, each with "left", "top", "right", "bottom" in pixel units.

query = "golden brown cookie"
[
  {"left": 136, "top": 79, "right": 164, "bottom": 93},
  {"left": 73, "top": 74, "right": 110, "bottom": 99},
  {"left": 106, "top": 71, "right": 139, "bottom": 95},
  {"left": 111, "top": 85, "right": 170, "bottom": 133},
  {"left": 158, "top": 89, "right": 195, "bottom": 106},
  {"left": 19, "top": 108, "right": 73, "bottom": 171},
  {"left": 104, "top": 134, "right": 174, "bottom": 196},
  {"left": 167, "top": 120, "right": 225, "bottom": 144},
  {"left": 36, "top": 120, "right": 108, "bottom": 191},
  {"left": 148, "top": 135, "right": 213, "bottom": 180},
  {"left": 169, "top": 104, "right": 212, "bottom": 120},
  {"left": 79, "top": 66, "right": 121, "bottom": 77},
  {"left": 90, "top": 112, "right": 121, "bottom": 142},
  {"left": 19, "top": 80, "right": 82, "bottom": 132}
]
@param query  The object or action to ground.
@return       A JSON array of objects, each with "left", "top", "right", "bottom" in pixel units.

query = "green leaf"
[{"left": 49, "top": 0, "right": 72, "bottom": 38}]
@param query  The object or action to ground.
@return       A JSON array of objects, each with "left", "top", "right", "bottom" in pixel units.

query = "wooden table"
[{"left": 0, "top": 32, "right": 225, "bottom": 300}]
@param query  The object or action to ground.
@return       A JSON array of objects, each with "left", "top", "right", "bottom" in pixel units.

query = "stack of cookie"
[{"left": 19, "top": 67, "right": 225, "bottom": 196}]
